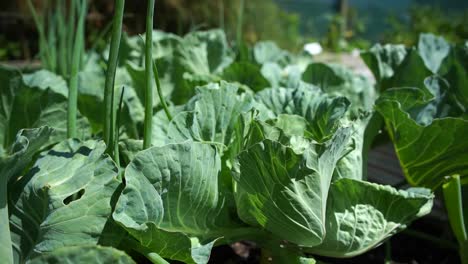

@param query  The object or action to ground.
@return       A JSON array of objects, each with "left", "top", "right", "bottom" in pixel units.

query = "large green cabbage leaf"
[
  {"left": 367, "top": 34, "right": 468, "bottom": 189},
  {"left": 0, "top": 127, "right": 54, "bottom": 264},
  {"left": 233, "top": 124, "right": 433, "bottom": 257},
  {"left": 232, "top": 128, "right": 352, "bottom": 247},
  {"left": 8, "top": 139, "right": 123, "bottom": 263},
  {"left": 113, "top": 141, "right": 247, "bottom": 264},
  {"left": 306, "top": 179, "right": 432, "bottom": 257},
  {"left": 152, "top": 81, "right": 253, "bottom": 150}
]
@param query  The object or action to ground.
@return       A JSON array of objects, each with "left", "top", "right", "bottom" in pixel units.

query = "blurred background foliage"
[
  {"left": 0, "top": 0, "right": 467, "bottom": 61},
  {"left": 383, "top": 5, "right": 468, "bottom": 46}
]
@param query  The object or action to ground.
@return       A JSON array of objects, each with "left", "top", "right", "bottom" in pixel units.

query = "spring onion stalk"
[
  {"left": 68, "top": 0, "right": 87, "bottom": 138},
  {"left": 152, "top": 60, "right": 172, "bottom": 121},
  {"left": 103, "top": 0, "right": 125, "bottom": 158},
  {"left": 236, "top": 0, "right": 245, "bottom": 48},
  {"left": 27, "top": 0, "right": 51, "bottom": 70},
  {"left": 56, "top": 0, "right": 67, "bottom": 77},
  {"left": 219, "top": 0, "right": 224, "bottom": 31},
  {"left": 143, "top": 0, "right": 155, "bottom": 149},
  {"left": 78, "top": 0, "right": 87, "bottom": 70},
  {"left": 114, "top": 86, "right": 126, "bottom": 167},
  {"left": 236, "top": 0, "right": 246, "bottom": 60},
  {"left": 443, "top": 175, "right": 467, "bottom": 264},
  {"left": 47, "top": 12, "right": 57, "bottom": 72},
  {"left": 67, "top": 0, "right": 76, "bottom": 69}
]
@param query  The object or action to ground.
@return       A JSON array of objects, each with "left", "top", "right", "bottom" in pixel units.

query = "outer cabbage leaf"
[
  {"left": 113, "top": 141, "right": 245, "bottom": 264},
  {"left": 0, "top": 127, "right": 53, "bottom": 264},
  {"left": 9, "top": 140, "right": 123, "bottom": 263},
  {"left": 376, "top": 76, "right": 468, "bottom": 189},
  {"left": 28, "top": 245, "right": 135, "bottom": 264},
  {"left": 232, "top": 128, "right": 352, "bottom": 247},
  {"left": 307, "top": 178, "right": 433, "bottom": 258},
  {"left": 361, "top": 33, "right": 454, "bottom": 92}
]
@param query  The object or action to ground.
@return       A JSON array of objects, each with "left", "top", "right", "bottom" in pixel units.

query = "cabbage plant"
[{"left": 363, "top": 33, "right": 468, "bottom": 263}]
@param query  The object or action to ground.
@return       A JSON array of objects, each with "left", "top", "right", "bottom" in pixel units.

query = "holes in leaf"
[{"left": 63, "top": 189, "right": 85, "bottom": 205}]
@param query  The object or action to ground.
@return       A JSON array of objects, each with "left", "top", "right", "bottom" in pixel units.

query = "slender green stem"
[
  {"left": 27, "top": 0, "right": 52, "bottom": 69},
  {"left": 384, "top": 240, "right": 391, "bottom": 264},
  {"left": 461, "top": 242, "right": 468, "bottom": 264},
  {"left": 79, "top": 0, "right": 87, "bottom": 70},
  {"left": 114, "top": 86, "right": 125, "bottom": 167},
  {"left": 443, "top": 175, "right": 467, "bottom": 264},
  {"left": 152, "top": 60, "right": 172, "bottom": 121},
  {"left": 0, "top": 181, "right": 13, "bottom": 264},
  {"left": 68, "top": 0, "right": 87, "bottom": 138},
  {"left": 145, "top": 253, "right": 169, "bottom": 264},
  {"left": 67, "top": 0, "right": 76, "bottom": 69},
  {"left": 219, "top": 0, "right": 224, "bottom": 30},
  {"left": 143, "top": 0, "right": 155, "bottom": 149},
  {"left": 443, "top": 175, "right": 467, "bottom": 243},
  {"left": 56, "top": 0, "right": 67, "bottom": 77},
  {"left": 47, "top": 11, "right": 57, "bottom": 72},
  {"left": 104, "top": 0, "right": 125, "bottom": 158},
  {"left": 236, "top": 0, "right": 245, "bottom": 47}
]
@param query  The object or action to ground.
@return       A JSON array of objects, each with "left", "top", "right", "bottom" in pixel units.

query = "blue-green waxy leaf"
[
  {"left": 114, "top": 141, "right": 243, "bottom": 263},
  {"left": 125, "top": 29, "right": 233, "bottom": 105},
  {"left": 332, "top": 115, "right": 369, "bottom": 181},
  {"left": 0, "top": 127, "right": 54, "bottom": 264},
  {"left": 222, "top": 62, "right": 270, "bottom": 92},
  {"left": 365, "top": 35, "right": 468, "bottom": 189},
  {"left": 376, "top": 76, "right": 468, "bottom": 189},
  {"left": 27, "top": 245, "right": 135, "bottom": 264},
  {"left": 253, "top": 41, "right": 291, "bottom": 66},
  {"left": 301, "top": 63, "right": 376, "bottom": 112},
  {"left": 0, "top": 66, "right": 90, "bottom": 149},
  {"left": 254, "top": 86, "right": 350, "bottom": 142},
  {"left": 9, "top": 139, "right": 123, "bottom": 263},
  {"left": 260, "top": 62, "right": 283, "bottom": 88},
  {"left": 152, "top": 82, "right": 253, "bottom": 149},
  {"left": 361, "top": 43, "right": 407, "bottom": 86},
  {"left": 362, "top": 33, "right": 454, "bottom": 93},
  {"left": 307, "top": 178, "right": 433, "bottom": 258},
  {"left": 184, "top": 29, "right": 234, "bottom": 74},
  {"left": 417, "top": 33, "right": 451, "bottom": 74},
  {"left": 232, "top": 128, "right": 352, "bottom": 247}
]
